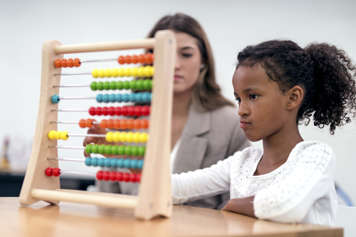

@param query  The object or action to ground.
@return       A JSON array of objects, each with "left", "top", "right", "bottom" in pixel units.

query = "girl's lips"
[
  {"left": 174, "top": 75, "right": 183, "bottom": 81},
  {"left": 240, "top": 121, "right": 251, "bottom": 129}
]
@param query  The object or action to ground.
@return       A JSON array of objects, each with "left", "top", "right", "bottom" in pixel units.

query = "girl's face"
[
  {"left": 232, "top": 64, "right": 290, "bottom": 142},
  {"left": 173, "top": 32, "right": 203, "bottom": 94}
]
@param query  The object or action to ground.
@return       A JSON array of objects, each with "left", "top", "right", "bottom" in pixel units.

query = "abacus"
[{"left": 19, "top": 30, "right": 176, "bottom": 220}]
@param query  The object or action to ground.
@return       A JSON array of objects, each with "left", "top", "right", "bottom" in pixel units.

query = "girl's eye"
[
  {"left": 249, "top": 94, "right": 259, "bottom": 100},
  {"left": 181, "top": 53, "right": 193, "bottom": 58},
  {"left": 235, "top": 97, "right": 241, "bottom": 104}
]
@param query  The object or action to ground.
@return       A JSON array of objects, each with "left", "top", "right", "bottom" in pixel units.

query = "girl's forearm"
[{"left": 222, "top": 196, "right": 256, "bottom": 218}]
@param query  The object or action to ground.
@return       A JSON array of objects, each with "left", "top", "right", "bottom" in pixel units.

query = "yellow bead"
[
  {"left": 113, "top": 68, "right": 120, "bottom": 77},
  {"left": 139, "top": 133, "right": 148, "bottom": 143},
  {"left": 132, "top": 133, "right": 140, "bottom": 143},
  {"left": 92, "top": 69, "right": 99, "bottom": 78},
  {"left": 113, "top": 132, "right": 120, "bottom": 142},
  {"left": 131, "top": 68, "right": 138, "bottom": 77},
  {"left": 126, "top": 132, "right": 134, "bottom": 143},
  {"left": 118, "top": 68, "right": 124, "bottom": 77},
  {"left": 59, "top": 131, "right": 68, "bottom": 140},
  {"left": 98, "top": 69, "right": 105, "bottom": 78},
  {"left": 150, "top": 66, "right": 155, "bottom": 76},
  {"left": 104, "top": 68, "right": 112, "bottom": 77},
  {"left": 106, "top": 132, "right": 114, "bottom": 142},
  {"left": 48, "top": 130, "right": 57, "bottom": 140},
  {"left": 121, "top": 68, "right": 128, "bottom": 77},
  {"left": 137, "top": 67, "right": 144, "bottom": 77},
  {"left": 126, "top": 68, "right": 133, "bottom": 77},
  {"left": 119, "top": 132, "right": 126, "bottom": 142}
]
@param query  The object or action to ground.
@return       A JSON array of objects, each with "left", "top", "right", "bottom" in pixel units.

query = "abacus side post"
[
  {"left": 19, "top": 41, "right": 63, "bottom": 205},
  {"left": 135, "top": 30, "right": 176, "bottom": 220}
]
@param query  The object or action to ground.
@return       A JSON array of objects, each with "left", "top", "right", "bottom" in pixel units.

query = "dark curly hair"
[{"left": 237, "top": 40, "right": 356, "bottom": 134}]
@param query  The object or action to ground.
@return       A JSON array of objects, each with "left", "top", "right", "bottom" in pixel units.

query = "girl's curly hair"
[{"left": 237, "top": 40, "right": 356, "bottom": 134}]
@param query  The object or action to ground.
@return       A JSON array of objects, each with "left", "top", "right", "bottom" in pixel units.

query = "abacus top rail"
[{"left": 55, "top": 39, "right": 156, "bottom": 54}]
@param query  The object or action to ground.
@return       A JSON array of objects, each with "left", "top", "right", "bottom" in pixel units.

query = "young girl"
[{"left": 172, "top": 40, "right": 356, "bottom": 225}]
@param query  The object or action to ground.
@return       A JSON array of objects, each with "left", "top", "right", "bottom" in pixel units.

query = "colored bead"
[
  {"left": 116, "top": 158, "right": 123, "bottom": 168},
  {"left": 97, "top": 82, "right": 104, "bottom": 90},
  {"left": 110, "top": 81, "right": 117, "bottom": 90},
  {"left": 98, "top": 158, "right": 105, "bottom": 167},
  {"left": 118, "top": 56, "right": 125, "bottom": 64},
  {"left": 110, "top": 159, "right": 117, "bottom": 168},
  {"left": 123, "top": 81, "right": 130, "bottom": 89},
  {"left": 96, "top": 94, "right": 103, "bottom": 102},
  {"left": 92, "top": 157, "right": 98, "bottom": 166},
  {"left": 118, "top": 146, "right": 125, "bottom": 155},
  {"left": 123, "top": 159, "right": 130, "bottom": 168},
  {"left": 59, "top": 131, "right": 68, "bottom": 140},
  {"left": 137, "top": 160, "right": 144, "bottom": 169},
  {"left": 48, "top": 130, "right": 57, "bottom": 140},
  {"left": 130, "top": 159, "right": 138, "bottom": 169},
  {"left": 45, "top": 167, "right": 53, "bottom": 176},
  {"left": 74, "top": 58, "right": 81, "bottom": 67},
  {"left": 85, "top": 157, "right": 92, "bottom": 166},
  {"left": 52, "top": 168, "right": 61, "bottom": 176},
  {"left": 54, "top": 59, "right": 62, "bottom": 68},
  {"left": 85, "top": 144, "right": 92, "bottom": 154},
  {"left": 109, "top": 171, "right": 117, "bottom": 181},
  {"left": 103, "top": 171, "right": 110, "bottom": 181},
  {"left": 51, "top": 94, "right": 60, "bottom": 104},
  {"left": 106, "top": 132, "right": 114, "bottom": 142},
  {"left": 92, "top": 69, "right": 99, "bottom": 78},
  {"left": 138, "top": 146, "right": 145, "bottom": 156},
  {"left": 96, "top": 145, "right": 104, "bottom": 154},
  {"left": 79, "top": 119, "right": 86, "bottom": 128},
  {"left": 91, "top": 144, "right": 98, "bottom": 154},
  {"left": 104, "top": 158, "right": 111, "bottom": 167},
  {"left": 96, "top": 170, "right": 103, "bottom": 180},
  {"left": 116, "top": 172, "right": 123, "bottom": 181}
]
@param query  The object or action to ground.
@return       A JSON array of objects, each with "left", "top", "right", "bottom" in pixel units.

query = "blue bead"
[
  {"left": 115, "top": 94, "right": 121, "bottom": 102},
  {"left": 116, "top": 158, "right": 123, "bottom": 168},
  {"left": 104, "top": 158, "right": 111, "bottom": 167},
  {"left": 110, "top": 159, "right": 117, "bottom": 167},
  {"left": 85, "top": 157, "right": 92, "bottom": 166},
  {"left": 98, "top": 158, "right": 105, "bottom": 167},
  {"left": 123, "top": 159, "right": 130, "bottom": 168},
  {"left": 51, "top": 94, "right": 60, "bottom": 104},
  {"left": 109, "top": 94, "right": 116, "bottom": 102},
  {"left": 92, "top": 157, "right": 98, "bottom": 166},
  {"left": 96, "top": 94, "right": 103, "bottom": 102},
  {"left": 122, "top": 94, "right": 129, "bottom": 102},
  {"left": 130, "top": 159, "right": 138, "bottom": 169},
  {"left": 146, "top": 93, "right": 152, "bottom": 102},
  {"left": 102, "top": 94, "right": 109, "bottom": 103},
  {"left": 137, "top": 160, "right": 144, "bottom": 169}
]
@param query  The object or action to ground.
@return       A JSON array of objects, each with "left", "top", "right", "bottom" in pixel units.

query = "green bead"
[
  {"left": 90, "top": 82, "right": 97, "bottom": 91},
  {"left": 104, "top": 81, "right": 110, "bottom": 90},
  {"left": 92, "top": 144, "right": 98, "bottom": 154},
  {"left": 97, "top": 82, "right": 104, "bottom": 90},
  {"left": 143, "top": 80, "right": 152, "bottom": 90},
  {"left": 136, "top": 80, "right": 143, "bottom": 90},
  {"left": 85, "top": 144, "right": 92, "bottom": 154},
  {"left": 116, "top": 81, "right": 123, "bottom": 90},
  {"left": 118, "top": 146, "right": 125, "bottom": 155},
  {"left": 112, "top": 145, "right": 119, "bottom": 155},
  {"left": 123, "top": 81, "right": 130, "bottom": 89},
  {"left": 129, "top": 80, "right": 135, "bottom": 90},
  {"left": 138, "top": 146, "right": 145, "bottom": 156},
  {"left": 125, "top": 146, "right": 132, "bottom": 156},
  {"left": 131, "top": 146, "right": 138, "bottom": 156},
  {"left": 98, "top": 145, "right": 105, "bottom": 154},
  {"left": 104, "top": 145, "right": 112, "bottom": 155},
  {"left": 110, "top": 81, "right": 117, "bottom": 90}
]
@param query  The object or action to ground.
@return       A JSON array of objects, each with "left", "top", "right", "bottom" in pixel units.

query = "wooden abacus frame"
[{"left": 19, "top": 30, "right": 176, "bottom": 220}]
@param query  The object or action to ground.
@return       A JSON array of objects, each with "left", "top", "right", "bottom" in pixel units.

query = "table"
[{"left": 0, "top": 197, "right": 342, "bottom": 237}]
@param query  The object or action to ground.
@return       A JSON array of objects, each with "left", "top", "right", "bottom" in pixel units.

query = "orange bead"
[
  {"left": 148, "top": 54, "right": 154, "bottom": 64},
  {"left": 126, "top": 120, "right": 134, "bottom": 129},
  {"left": 108, "top": 119, "right": 114, "bottom": 129},
  {"left": 87, "top": 119, "right": 95, "bottom": 128},
  {"left": 118, "top": 56, "right": 125, "bottom": 64},
  {"left": 79, "top": 119, "right": 87, "bottom": 128},
  {"left": 138, "top": 54, "right": 145, "bottom": 64},
  {"left": 125, "top": 55, "right": 132, "bottom": 64},
  {"left": 61, "top": 59, "right": 68, "bottom": 67},
  {"left": 67, "top": 58, "right": 74, "bottom": 67},
  {"left": 132, "top": 55, "right": 138, "bottom": 64},
  {"left": 121, "top": 120, "right": 127, "bottom": 129},
  {"left": 73, "top": 58, "right": 80, "bottom": 67},
  {"left": 113, "top": 119, "right": 121, "bottom": 129},
  {"left": 54, "top": 59, "right": 62, "bottom": 68},
  {"left": 142, "top": 119, "right": 149, "bottom": 129},
  {"left": 144, "top": 54, "right": 152, "bottom": 64},
  {"left": 100, "top": 119, "right": 107, "bottom": 128}
]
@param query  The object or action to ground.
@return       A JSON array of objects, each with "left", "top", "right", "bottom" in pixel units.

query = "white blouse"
[{"left": 172, "top": 141, "right": 337, "bottom": 225}]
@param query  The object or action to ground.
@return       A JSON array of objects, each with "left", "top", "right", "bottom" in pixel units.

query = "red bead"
[
  {"left": 127, "top": 106, "right": 134, "bottom": 116},
  {"left": 121, "top": 106, "right": 128, "bottom": 116},
  {"left": 52, "top": 168, "right": 61, "bottom": 176},
  {"left": 89, "top": 107, "right": 96, "bottom": 116},
  {"left": 116, "top": 172, "right": 123, "bottom": 181},
  {"left": 108, "top": 106, "right": 115, "bottom": 116},
  {"left": 96, "top": 107, "right": 102, "bottom": 115},
  {"left": 114, "top": 107, "right": 121, "bottom": 116},
  {"left": 136, "top": 173, "right": 141, "bottom": 182},
  {"left": 109, "top": 171, "right": 117, "bottom": 181},
  {"left": 123, "top": 172, "right": 130, "bottom": 182},
  {"left": 45, "top": 167, "right": 53, "bottom": 176},
  {"left": 142, "top": 106, "right": 150, "bottom": 116},
  {"left": 133, "top": 106, "right": 141, "bottom": 116},
  {"left": 96, "top": 170, "right": 104, "bottom": 180},
  {"left": 103, "top": 171, "right": 110, "bottom": 181},
  {"left": 102, "top": 107, "right": 109, "bottom": 116}
]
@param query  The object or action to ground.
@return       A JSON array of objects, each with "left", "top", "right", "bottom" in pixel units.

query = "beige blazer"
[{"left": 97, "top": 101, "right": 250, "bottom": 209}]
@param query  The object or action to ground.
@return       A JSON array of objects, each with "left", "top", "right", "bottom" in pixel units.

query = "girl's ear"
[{"left": 286, "top": 85, "right": 304, "bottom": 110}]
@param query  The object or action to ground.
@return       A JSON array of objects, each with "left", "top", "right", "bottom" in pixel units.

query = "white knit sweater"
[{"left": 172, "top": 141, "right": 337, "bottom": 225}]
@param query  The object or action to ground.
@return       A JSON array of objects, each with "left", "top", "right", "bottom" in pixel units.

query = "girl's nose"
[{"left": 238, "top": 102, "right": 249, "bottom": 117}]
